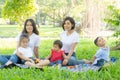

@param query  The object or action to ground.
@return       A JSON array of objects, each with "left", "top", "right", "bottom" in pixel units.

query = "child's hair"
[
  {"left": 53, "top": 40, "right": 63, "bottom": 49},
  {"left": 19, "top": 33, "right": 29, "bottom": 47},
  {"left": 94, "top": 37, "right": 100, "bottom": 46}
]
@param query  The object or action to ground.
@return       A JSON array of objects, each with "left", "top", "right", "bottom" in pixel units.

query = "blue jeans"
[
  {"left": 49, "top": 60, "right": 62, "bottom": 66},
  {"left": 65, "top": 52, "right": 85, "bottom": 66},
  {"left": 94, "top": 59, "right": 105, "bottom": 66},
  {"left": 0, "top": 54, "right": 20, "bottom": 65}
]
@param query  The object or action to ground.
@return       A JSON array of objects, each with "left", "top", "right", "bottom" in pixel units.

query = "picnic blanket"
[
  {"left": 60, "top": 64, "right": 101, "bottom": 72},
  {"left": 60, "top": 57, "right": 118, "bottom": 72}
]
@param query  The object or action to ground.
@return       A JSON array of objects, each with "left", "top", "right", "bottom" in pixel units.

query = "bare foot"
[{"left": 5, "top": 61, "right": 12, "bottom": 66}]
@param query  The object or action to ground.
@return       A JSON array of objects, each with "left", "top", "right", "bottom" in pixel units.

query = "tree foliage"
[
  {"left": 38, "top": 0, "right": 84, "bottom": 26},
  {"left": 104, "top": 5, "right": 120, "bottom": 38},
  {"left": 104, "top": 5, "right": 120, "bottom": 29},
  {"left": 104, "top": 3, "right": 120, "bottom": 50},
  {"left": 2, "top": 0, "right": 38, "bottom": 23}
]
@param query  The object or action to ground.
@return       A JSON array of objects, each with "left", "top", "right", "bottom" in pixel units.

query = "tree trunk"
[
  {"left": 80, "top": 0, "right": 102, "bottom": 37},
  {"left": 36, "top": 10, "right": 40, "bottom": 27}
]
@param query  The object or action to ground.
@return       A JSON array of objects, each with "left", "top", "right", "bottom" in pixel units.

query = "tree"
[
  {"left": 0, "top": 0, "right": 5, "bottom": 18},
  {"left": 2, "top": 0, "right": 38, "bottom": 25},
  {"left": 38, "top": 0, "right": 84, "bottom": 27},
  {"left": 104, "top": 5, "right": 120, "bottom": 50},
  {"left": 38, "top": 0, "right": 68, "bottom": 27}
]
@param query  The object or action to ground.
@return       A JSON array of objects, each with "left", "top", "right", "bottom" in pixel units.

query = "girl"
[
  {"left": 16, "top": 33, "right": 35, "bottom": 65},
  {"left": 44, "top": 40, "right": 67, "bottom": 67},
  {"left": 16, "top": 33, "right": 49, "bottom": 68}
]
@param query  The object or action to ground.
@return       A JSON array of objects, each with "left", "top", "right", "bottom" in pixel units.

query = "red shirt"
[{"left": 50, "top": 49, "right": 64, "bottom": 62}]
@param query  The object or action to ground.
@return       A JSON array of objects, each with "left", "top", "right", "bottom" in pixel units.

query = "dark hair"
[
  {"left": 94, "top": 37, "right": 100, "bottom": 46},
  {"left": 53, "top": 40, "right": 63, "bottom": 49},
  {"left": 19, "top": 33, "right": 29, "bottom": 47},
  {"left": 22, "top": 19, "right": 39, "bottom": 35},
  {"left": 62, "top": 17, "right": 75, "bottom": 30}
]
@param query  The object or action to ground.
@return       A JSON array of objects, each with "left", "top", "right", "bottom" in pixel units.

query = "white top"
[
  {"left": 17, "top": 47, "right": 34, "bottom": 58},
  {"left": 60, "top": 31, "right": 79, "bottom": 53},
  {"left": 16, "top": 32, "right": 40, "bottom": 51},
  {"left": 13, "top": 32, "right": 40, "bottom": 54}
]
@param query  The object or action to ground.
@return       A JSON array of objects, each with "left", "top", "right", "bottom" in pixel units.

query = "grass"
[
  {"left": 0, "top": 25, "right": 62, "bottom": 38},
  {"left": 0, "top": 25, "right": 120, "bottom": 80},
  {"left": 0, "top": 38, "right": 120, "bottom": 80}
]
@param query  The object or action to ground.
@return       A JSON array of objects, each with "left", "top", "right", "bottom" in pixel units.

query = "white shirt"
[
  {"left": 13, "top": 32, "right": 40, "bottom": 54},
  {"left": 16, "top": 32, "right": 40, "bottom": 51},
  {"left": 60, "top": 31, "right": 79, "bottom": 53},
  {"left": 18, "top": 47, "right": 33, "bottom": 58}
]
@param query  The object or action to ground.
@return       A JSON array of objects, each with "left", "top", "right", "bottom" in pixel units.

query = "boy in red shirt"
[{"left": 45, "top": 40, "right": 67, "bottom": 67}]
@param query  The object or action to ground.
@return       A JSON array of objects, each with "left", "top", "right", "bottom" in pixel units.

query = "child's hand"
[
  {"left": 28, "top": 59, "right": 35, "bottom": 63},
  {"left": 62, "top": 59, "right": 68, "bottom": 65}
]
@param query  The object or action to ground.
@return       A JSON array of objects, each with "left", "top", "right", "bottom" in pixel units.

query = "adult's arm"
[
  {"left": 45, "top": 54, "right": 51, "bottom": 60},
  {"left": 62, "top": 43, "right": 77, "bottom": 65},
  {"left": 67, "top": 42, "right": 78, "bottom": 59},
  {"left": 34, "top": 47, "right": 39, "bottom": 58}
]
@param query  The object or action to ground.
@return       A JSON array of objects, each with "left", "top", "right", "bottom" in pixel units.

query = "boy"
[{"left": 84, "top": 37, "right": 110, "bottom": 66}]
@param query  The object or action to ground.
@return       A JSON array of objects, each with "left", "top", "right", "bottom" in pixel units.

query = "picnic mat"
[
  {"left": 60, "top": 57, "right": 118, "bottom": 72},
  {"left": 60, "top": 64, "right": 101, "bottom": 72}
]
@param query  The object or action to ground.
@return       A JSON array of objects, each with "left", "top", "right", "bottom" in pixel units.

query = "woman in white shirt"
[
  {"left": 0, "top": 19, "right": 41, "bottom": 67},
  {"left": 61, "top": 17, "right": 83, "bottom": 66}
]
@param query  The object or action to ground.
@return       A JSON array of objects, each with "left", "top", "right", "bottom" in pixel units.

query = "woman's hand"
[{"left": 62, "top": 59, "right": 68, "bottom": 65}]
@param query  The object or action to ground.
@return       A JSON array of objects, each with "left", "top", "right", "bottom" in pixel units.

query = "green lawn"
[
  {"left": 0, "top": 38, "right": 120, "bottom": 80},
  {"left": 0, "top": 25, "right": 119, "bottom": 80},
  {"left": 0, "top": 25, "right": 62, "bottom": 38}
]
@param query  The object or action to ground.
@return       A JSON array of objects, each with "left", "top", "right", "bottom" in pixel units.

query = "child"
[
  {"left": 16, "top": 33, "right": 49, "bottom": 68},
  {"left": 44, "top": 40, "right": 67, "bottom": 68},
  {"left": 15, "top": 33, "right": 35, "bottom": 65},
  {"left": 83, "top": 37, "right": 110, "bottom": 66},
  {"left": 0, "top": 33, "right": 35, "bottom": 69},
  {"left": 3, "top": 33, "right": 49, "bottom": 68}
]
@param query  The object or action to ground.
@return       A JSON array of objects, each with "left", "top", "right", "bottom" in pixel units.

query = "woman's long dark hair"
[{"left": 22, "top": 19, "right": 39, "bottom": 35}]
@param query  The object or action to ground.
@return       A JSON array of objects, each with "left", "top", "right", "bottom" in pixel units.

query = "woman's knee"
[
  {"left": 68, "top": 56, "right": 77, "bottom": 66},
  {"left": 69, "top": 56, "right": 76, "bottom": 61}
]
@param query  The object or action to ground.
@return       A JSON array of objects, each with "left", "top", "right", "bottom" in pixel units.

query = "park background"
[{"left": 0, "top": 0, "right": 120, "bottom": 80}]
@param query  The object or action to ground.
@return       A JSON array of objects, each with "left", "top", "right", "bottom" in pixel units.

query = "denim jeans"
[
  {"left": 65, "top": 52, "right": 85, "bottom": 66},
  {"left": 49, "top": 60, "right": 62, "bottom": 66},
  {"left": 94, "top": 59, "right": 105, "bottom": 66},
  {"left": 0, "top": 54, "right": 21, "bottom": 65}
]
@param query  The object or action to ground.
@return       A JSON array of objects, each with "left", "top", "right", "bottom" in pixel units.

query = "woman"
[
  {"left": 0, "top": 19, "right": 40, "bottom": 67},
  {"left": 60, "top": 17, "right": 83, "bottom": 66}
]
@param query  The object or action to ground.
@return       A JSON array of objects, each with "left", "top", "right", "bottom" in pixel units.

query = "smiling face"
[
  {"left": 96, "top": 37, "right": 106, "bottom": 47},
  {"left": 26, "top": 21, "right": 33, "bottom": 34},
  {"left": 63, "top": 20, "right": 73, "bottom": 31},
  {"left": 20, "top": 38, "right": 29, "bottom": 48},
  {"left": 62, "top": 17, "right": 75, "bottom": 31}
]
